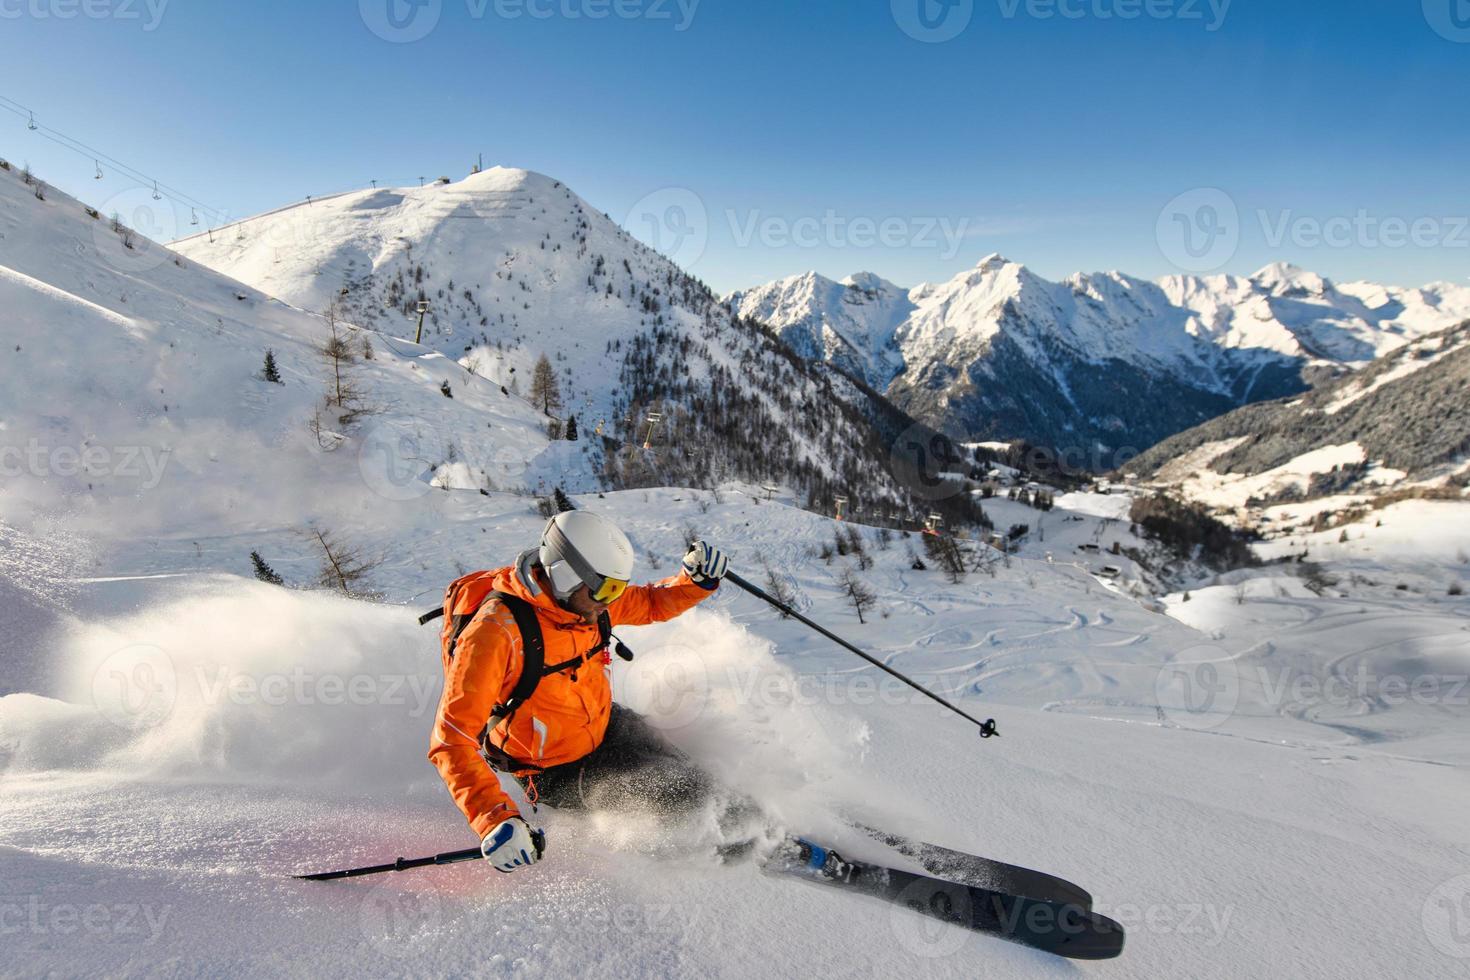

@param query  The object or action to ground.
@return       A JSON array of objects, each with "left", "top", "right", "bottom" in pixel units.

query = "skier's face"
[{"left": 564, "top": 584, "right": 609, "bottom": 624}]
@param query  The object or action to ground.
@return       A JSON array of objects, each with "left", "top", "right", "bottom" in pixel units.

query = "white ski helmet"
[{"left": 538, "top": 510, "right": 635, "bottom": 603}]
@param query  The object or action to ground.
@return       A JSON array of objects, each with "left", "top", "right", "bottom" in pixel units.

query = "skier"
[{"left": 427, "top": 510, "right": 728, "bottom": 873}]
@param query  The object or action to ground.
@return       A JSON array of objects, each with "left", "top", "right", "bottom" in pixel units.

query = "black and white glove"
[
  {"left": 682, "top": 541, "right": 727, "bottom": 589},
  {"left": 481, "top": 817, "right": 545, "bottom": 873}
]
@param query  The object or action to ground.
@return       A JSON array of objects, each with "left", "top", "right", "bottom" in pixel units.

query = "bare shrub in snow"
[
  {"left": 839, "top": 566, "right": 877, "bottom": 623},
  {"left": 308, "top": 526, "right": 383, "bottom": 599},
  {"left": 761, "top": 557, "right": 797, "bottom": 617}
]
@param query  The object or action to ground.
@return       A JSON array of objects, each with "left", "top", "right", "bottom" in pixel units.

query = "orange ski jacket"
[{"left": 428, "top": 550, "right": 714, "bottom": 837}]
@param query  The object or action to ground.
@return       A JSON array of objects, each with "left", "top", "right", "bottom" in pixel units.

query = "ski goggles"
[
  {"left": 589, "top": 576, "right": 629, "bottom": 604},
  {"left": 545, "top": 521, "right": 630, "bottom": 604}
]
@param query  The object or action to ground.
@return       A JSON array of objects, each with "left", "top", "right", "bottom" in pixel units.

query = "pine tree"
[
  {"left": 529, "top": 353, "right": 562, "bottom": 416},
  {"left": 250, "top": 550, "right": 284, "bottom": 585},
  {"left": 553, "top": 486, "right": 575, "bottom": 513},
  {"left": 261, "top": 349, "right": 283, "bottom": 384},
  {"left": 565, "top": 414, "right": 578, "bottom": 441}
]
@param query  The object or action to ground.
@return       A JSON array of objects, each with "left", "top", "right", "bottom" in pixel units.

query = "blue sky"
[{"left": 2, "top": 0, "right": 1467, "bottom": 293}]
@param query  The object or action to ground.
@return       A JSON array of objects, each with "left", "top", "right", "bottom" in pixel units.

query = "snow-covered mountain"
[
  {"left": 0, "top": 159, "right": 579, "bottom": 541},
  {"left": 170, "top": 167, "right": 959, "bottom": 518},
  {"left": 724, "top": 271, "right": 912, "bottom": 387},
  {"left": 729, "top": 254, "right": 1470, "bottom": 458},
  {"left": 1123, "top": 319, "right": 1470, "bottom": 515}
]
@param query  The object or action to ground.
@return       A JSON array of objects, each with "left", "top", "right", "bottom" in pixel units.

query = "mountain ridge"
[
  {"left": 727, "top": 254, "right": 1470, "bottom": 457},
  {"left": 171, "top": 167, "right": 978, "bottom": 522}
]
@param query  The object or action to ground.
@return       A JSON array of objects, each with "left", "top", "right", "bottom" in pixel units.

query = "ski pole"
[
  {"left": 295, "top": 831, "right": 545, "bottom": 881},
  {"left": 723, "top": 570, "right": 998, "bottom": 739}
]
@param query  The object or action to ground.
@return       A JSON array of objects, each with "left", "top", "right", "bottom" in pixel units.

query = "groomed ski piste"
[{"left": 4, "top": 164, "right": 1470, "bottom": 978}]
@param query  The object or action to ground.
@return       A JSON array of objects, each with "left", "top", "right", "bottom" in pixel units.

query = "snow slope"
[
  {"left": 0, "top": 162, "right": 587, "bottom": 540},
  {"left": 169, "top": 168, "right": 925, "bottom": 512},
  {"left": 3, "top": 163, "right": 1469, "bottom": 979},
  {"left": 4, "top": 488, "right": 1469, "bottom": 979}
]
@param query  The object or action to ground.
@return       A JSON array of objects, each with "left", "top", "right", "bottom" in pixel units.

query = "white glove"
[
  {"left": 682, "top": 541, "right": 727, "bottom": 589},
  {"left": 481, "top": 817, "right": 544, "bottom": 873}
]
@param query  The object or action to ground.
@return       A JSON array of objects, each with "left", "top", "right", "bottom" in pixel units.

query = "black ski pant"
[{"left": 519, "top": 703, "right": 718, "bottom": 816}]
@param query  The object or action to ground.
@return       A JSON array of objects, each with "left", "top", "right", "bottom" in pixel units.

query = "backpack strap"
[
  {"left": 489, "top": 591, "right": 546, "bottom": 719},
  {"left": 422, "top": 587, "right": 613, "bottom": 724}
]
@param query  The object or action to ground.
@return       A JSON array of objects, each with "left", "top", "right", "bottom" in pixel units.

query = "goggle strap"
[{"left": 546, "top": 520, "right": 623, "bottom": 599}]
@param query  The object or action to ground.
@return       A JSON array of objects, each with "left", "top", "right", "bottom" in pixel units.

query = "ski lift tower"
[
  {"left": 761, "top": 484, "right": 780, "bottom": 501},
  {"left": 415, "top": 300, "right": 430, "bottom": 345},
  {"left": 641, "top": 412, "right": 663, "bottom": 449}
]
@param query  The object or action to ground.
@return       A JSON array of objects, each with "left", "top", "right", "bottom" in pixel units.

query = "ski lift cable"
[{"left": 0, "top": 94, "right": 227, "bottom": 222}]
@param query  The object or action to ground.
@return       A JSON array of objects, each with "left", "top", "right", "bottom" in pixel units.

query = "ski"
[
  {"left": 849, "top": 821, "right": 1093, "bottom": 908},
  {"left": 766, "top": 838, "right": 1124, "bottom": 961}
]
